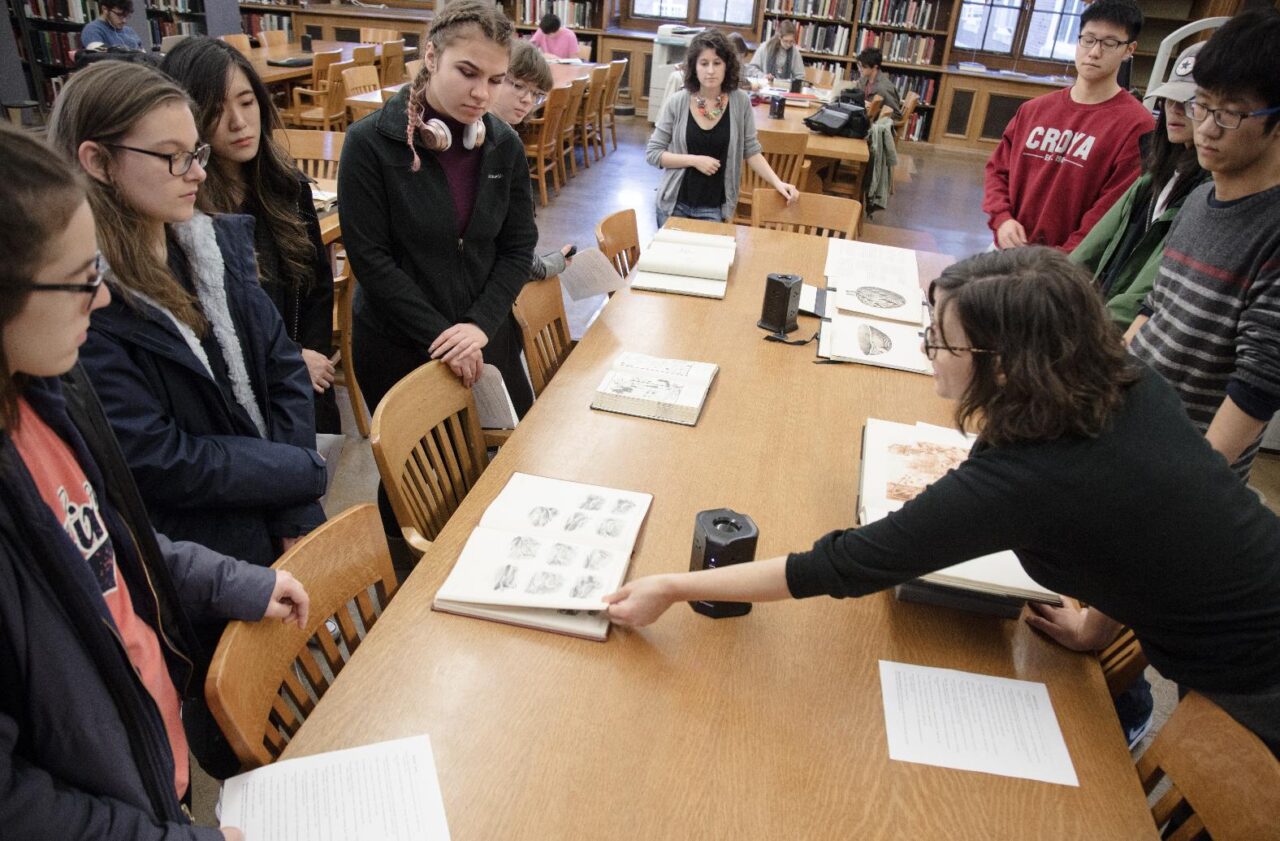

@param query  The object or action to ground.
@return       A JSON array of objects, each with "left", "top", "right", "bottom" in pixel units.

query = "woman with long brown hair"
[{"left": 605, "top": 247, "right": 1280, "bottom": 756}]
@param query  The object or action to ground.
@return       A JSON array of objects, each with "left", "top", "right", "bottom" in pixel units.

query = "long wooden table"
[
  {"left": 249, "top": 40, "right": 416, "bottom": 87},
  {"left": 753, "top": 102, "right": 869, "bottom": 196},
  {"left": 344, "top": 62, "right": 599, "bottom": 112},
  {"left": 279, "top": 221, "right": 1158, "bottom": 839}
]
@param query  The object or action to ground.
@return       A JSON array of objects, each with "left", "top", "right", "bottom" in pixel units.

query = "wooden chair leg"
[
  {"left": 609, "top": 118, "right": 617, "bottom": 152},
  {"left": 579, "top": 124, "right": 591, "bottom": 169},
  {"left": 536, "top": 165, "right": 548, "bottom": 207}
]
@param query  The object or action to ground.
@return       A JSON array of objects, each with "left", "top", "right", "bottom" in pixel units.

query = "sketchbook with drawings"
[
  {"left": 591, "top": 352, "right": 719, "bottom": 426},
  {"left": 433, "top": 473, "right": 653, "bottom": 640}
]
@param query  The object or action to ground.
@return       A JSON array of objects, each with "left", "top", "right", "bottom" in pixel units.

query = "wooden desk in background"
[
  {"left": 752, "top": 102, "right": 870, "bottom": 196},
  {"left": 248, "top": 40, "right": 416, "bottom": 87},
  {"left": 278, "top": 220, "right": 1157, "bottom": 838},
  {"left": 344, "top": 63, "right": 598, "bottom": 117}
]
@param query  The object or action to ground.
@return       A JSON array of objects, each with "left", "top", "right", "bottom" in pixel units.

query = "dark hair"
[
  {"left": 508, "top": 38, "right": 553, "bottom": 93},
  {"left": 1194, "top": 8, "right": 1280, "bottom": 133},
  {"left": 100, "top": 0, "right": 133, "bottom": 13},
  {"left": 856, "top": 48, "right": 883, "bottom": 69},
  {"left": 1144, "top": 104, "right": 1203, "bottom": 207},
  {"left": 0, "top": 124, "right": 89, "bottom": 429},
  {"left": 683, "top": 29, "right": 741, "bottom": 94},
  {"left": 726, "top": 32, "right": 750, "bottom": 58},
  {"left": 928, "top": 247, "right": 1139, "bottom": 447},
  {"left": 160, "top": 37, "right": 315, "bottom": 294},
  {"left": 539, "top": 13, "right": 561, "bottom": 34},
  {"left": 1080, "top": 0, "right": 1143, "bottom": 42}
]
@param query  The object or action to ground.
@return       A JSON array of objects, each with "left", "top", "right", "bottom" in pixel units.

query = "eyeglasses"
[
  {"left": 1183, "top": 100, "right": 1280, "bottom": 131},
  {"left": 920, "top": 325, "right": 998, "bottom": 361},
  {"left": 22, "top": 252, "right": 105, "bottom": 313},
  {"left": 99, "top": 142, "right": 211, "bottom": 176},
  {"left": 1077, "top": 34, "right": 1134, "bottom": 52},
  {"left": 504, "top": 76, "right": 547, "bottom": 107}
]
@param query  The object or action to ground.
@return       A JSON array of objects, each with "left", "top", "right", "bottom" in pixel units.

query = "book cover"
[{"left": 590, "top": 352, "right": 719, "bottom": 426}]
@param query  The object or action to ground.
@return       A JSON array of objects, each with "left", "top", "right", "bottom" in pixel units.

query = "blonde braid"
[{"left": 404, "top": 62, "right": 431, "bottom": 172}]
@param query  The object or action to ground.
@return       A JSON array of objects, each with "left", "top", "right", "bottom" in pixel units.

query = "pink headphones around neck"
[{"left": 417, "top": 116, "right": 486, "bottom": 152}]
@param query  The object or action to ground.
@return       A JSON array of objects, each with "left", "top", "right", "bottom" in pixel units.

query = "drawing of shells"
[
  {"left": 528, "top": 506, "right": 558, "bottom": 527},
  {"left": 585, "top": 549, "right": 612, "bottom": 570},
  {"left": 564, "top": 512, "right": 589, "bottom": 532},
  {"left": 526, "top": 571, "right": 564, "bottom": 595},
  {"left": 508, "top": 536, "right": 540, "bottom": 560},
  {"left": 580, "top": 494, "right": 605, "bottom": 511},
  {"left": 571, "top": 575, "right": 602, "bottom": 599},
  {"left": 857, "top": 324, "right": 893, "bottom": 356},
  {"left": 854, "top": 286, "right": 908, "bottom": 310},
  {"left": 549, "top": 543, "right": 576, "bottom": 566},
  {"left": 493, "top": 564, "right": 518, "bottom": 591},
  {"left": 597, "top": 518, "right": 622, "bottom": 538},
  {"left": 612, "top": 499, "right": 636, "bottom": 515}
]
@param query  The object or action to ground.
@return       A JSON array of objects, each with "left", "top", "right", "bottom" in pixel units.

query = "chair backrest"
[
  {"left": 342, "top": 64, "right": 382, "bottom": 99},
  {"left": 308, "top": 49, "right": 342, "bottom": 90},
  {"left": 379, "top": 39, "right": 405, "bottom": 86},
  {"left": 603, "top": 58, "right": 628, "bottom": 111},
  {"left": 896, "top": 91, "right": 921, "bottom": 140},
  {"left": 324, "top": 59, "right": 355, "bottom": 112},
  {"left": 370, "top": 360, "right": 489, "bottom": 552},
  {"left": 577, "top": 42, "right": 592, "bottom": 62},
  {"left": 205, "top": 504, "right": 399, "bottom": 768},
  {"left": 514, "top": 276, "right": 573, "bottom": 397},
  {"left": 743, "top": 129, "right": 807, "bottom": 195},
  {"left": 351, "top": 44, "right": 376, "bottom": 66},
  {"left": 595, "top": 208, "right": 640, "bottom": 277},
  {"left": 220, "top": 32, "right": 252, "bottom": 55},
  {"left": 406, "top": 58, "right": 423, "bottom": 80},
  {"left": 804, "top": 66, "right": 834, "bottom": 88},
  {"left": 1099, "top": 626, "right": 1149, "bottom": 699},
  {"left": 581, "top": 64, "right": 609, "bottom": 122},
  {"left": 274, "top": 128, "right": 345, "bottom": 179},
  {"left": 560, "top": 78, "right": 588, "bottom": 141},
  {"left": 258, "top": 29, "right": 288, "bottom": 48},
  {"left": 751, "top": 188, "right": 861, "bottom": 239},
  {"left": 360, "top": 26, "right": 400, "bottom": 43},
  {"left": 1136, "top": 692, "right": 1280, "bottom": 841},
  {"left": 866, "top": 93, "right": 884, "bottom": 122},
  {"left": 531, "top": 84, "right": 570, "bottom": 151}
]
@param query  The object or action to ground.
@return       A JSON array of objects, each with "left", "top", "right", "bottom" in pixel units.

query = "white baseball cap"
[{"left": 1147, "top": 42, "right": 1202, "bottom": 104}]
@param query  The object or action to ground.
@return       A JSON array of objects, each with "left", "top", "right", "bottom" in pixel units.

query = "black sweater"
[{"left": 787, "top": 364, "right": 1280, "bottom": 699}]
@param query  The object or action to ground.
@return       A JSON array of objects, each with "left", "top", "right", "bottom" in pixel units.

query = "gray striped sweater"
[{"left": 1130, "top": 181, "right": 1280, "bottom": 477}]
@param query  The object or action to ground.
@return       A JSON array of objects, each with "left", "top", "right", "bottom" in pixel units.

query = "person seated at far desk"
[
  {"left": 80, "top": 0, "right": 143, "bottom": 50},
  {"left": 529, "top": 13, "right": 579, "bottom": 60},
  {"left": 607, "top": 246, "right": 1280, "bottom": 758},
  {"left": 849, "top": 47, "right": 901, "bottom": 120},
  {"left": 748, "top": 19, "right": 804, "bottom": 83}
]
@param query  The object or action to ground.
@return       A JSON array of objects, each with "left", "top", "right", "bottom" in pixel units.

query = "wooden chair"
[
  {"left": 258, "top": 29, "right": 287, "bottom": 48},
  {"left": 595, "top": 208, "right": 640, "bottom": 277},
  {"left": 602, "top": 58, "right": 628, "bottom": 152},
  {"left": 220, "top": 32, "right": 251, "bottom": 55},
  {"left": 331, "top": 255, "right": 369, "bottom": 437},
  {"left": 514, "top": 276, "right": 573, "bottom": 397},
  {"left": 804, "top": 66, "right": 834, "bottom": 88},
  {"left": 205, "top": 504, "right": 399, "bottom": 768},
  {"left": 557, "top": 77, "right": 587, "bottom": 183},
  {"left": 1099, "top": 626, "right": 1149, "bottom": 700},
  {"left": 576, "top": 64, "right": 608, "bottom": 167},
  {"left": 577, "top": 42, "right": 592, "bottom": 62},
  {"left": 351, "top": 44, "right": 376, "bottom": 66},
  {"left": 1136, "top": 692, "right": 1280, "bottom": 840},
  {"left": 751, "top": 188, "right": 862, "bottom": 239},
  {"left": 865, "top": 93, "right": 885, "bottom": 122},
  {"left": 524, "top": 84, "right": 569, "bottom": 207},
  {"left": 273, "top": 128, "right": 344, "bottom": 180},
  {"left": 406, "top": 58, "right": 422, "bottom": 81},
  {"left": 733, "top": 128, "right": 807, "bottom": 224},
  {"left": 379, "top": 39, "right": 405, "bottom": 87},
  {"left": 287, "top": 59, "right": 352, "bottom": 131},
  {"left": 895, "top": 90, "right": 921, "bottom": 141},
  {"left": 360, "top": 27, "right": 400, "bottom": 43},
  {"left": 370, "top": 361, "right": 490, "bottom": 554},
  {"left": 342, "top": 64, "right": 383, "bottom": 121}
]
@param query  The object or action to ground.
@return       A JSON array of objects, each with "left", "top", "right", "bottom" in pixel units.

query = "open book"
[
  {"left": 858, "top": 418, "right": 1062, "bottom": 617},
  {"left": 630, "top": 228, "right": 737, "bottom": 299},
  {"left": 590, "top": 352, "right": 718, "bottom": 426},
  {"left": 433, "top": 473, "right": 653, "bottom": 640},
  {"left": 818, "top": 313, "right": 931, "bottom": 374},
  {"left": 818, "top": 240, "right": 930, "bottom": 373}
]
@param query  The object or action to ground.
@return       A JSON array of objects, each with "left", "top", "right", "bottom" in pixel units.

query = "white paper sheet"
[
  {"left": 219, "top": 735, "right": 451, "bottom": 840},
  {"left": 878, "top": 661, "right": 1079, "bottom": 787},
  {"left": 557, "top": 247, "right": 627, "bottom": 301},
  {"left": 824, "top": 240, "right": 919, "bottom": 289}
]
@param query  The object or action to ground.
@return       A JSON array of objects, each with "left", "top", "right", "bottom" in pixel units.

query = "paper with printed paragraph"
[
  {"left": 219, "top": 735, "right": 450, "bottom": 840},
  {"left": 878, "top": 661, "right": 1079, "bottom": 787}
]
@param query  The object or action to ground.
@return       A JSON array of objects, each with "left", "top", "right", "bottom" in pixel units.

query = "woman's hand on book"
[{"left": 604, "top": 575, "right": 678, "bottom": 627}]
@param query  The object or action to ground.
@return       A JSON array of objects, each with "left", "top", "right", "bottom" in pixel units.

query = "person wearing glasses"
[
  {"left": 47, "top": 62, "right": 327, "bottom": 777},
  {"left": 81, "top": 0, "right": 143, "bottom": 50},
  {"left": 1126, "top": 9, "right": 1280, "bottom": 483},
  {"left": 983, "top": 0, "right": 1152, "bottom": 252},
  {"left": 0, "top": 123, "right": 313, "bottom": 841},
  {"left": 1071, "top": 42, "right": 1209, "bottom": 329},
  {"left": 605, "top": 246, "right": 1280, "bottom": 758},
  {"left": 489, "top": 39, "right": 574, "bottom": 280}
]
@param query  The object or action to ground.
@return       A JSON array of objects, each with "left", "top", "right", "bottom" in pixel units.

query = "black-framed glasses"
[
  {"left": 1183, "top": 100, "right": 1280, "bottom": 131},
  {"left": 99, "top": 142, "right": 211, "bottom": 176},
  {"left": 1077, "top": 34, "right": 1134, "bottom": 52},
  {"left": 22, "top": 252, "right": 105, "bottom": 313},
  {"left": 504, "top": 76, "right": 547, "bottom": 107},
  {"left": 920, "top": 325, "right": 998, "bottom": 361}
]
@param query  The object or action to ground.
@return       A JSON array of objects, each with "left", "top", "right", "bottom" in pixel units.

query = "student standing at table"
[
  {"left": 161, "top": 37, "right": 340, "bottom": 434},
  {"left": 983, "top": 0, "right": 1152, "bottom": 251},
  {"left": 748, "top": 19, "right": 804, "bottom": 83},
  {"left": 606, "top": 247, "right": 1280, "bottom": 757},
  {"left": 529, "top": 13, "right": 579, "bottom": 60},
  {"left": 1071, "top": 42, "right": 1208, "bottom": 329},
  {"left": 0, "top": 122, "right": 309, "bottom": 841},
  {"left": 80, "top": 0, "right": 143, "bottom": 50},
  {"left": 647, "top": 29, "right": 799, "bottom": 228}
]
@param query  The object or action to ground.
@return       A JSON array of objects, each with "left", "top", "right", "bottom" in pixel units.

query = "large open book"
[
  {"left": 818, "top": 240, "right": 931, "bottom": 373},
  {"left": 590, "top": 352, "right": 718, "bottom": 426},
  {"left": 818, "top": 313, "right": 932, "bottom": 374},
  {"left": 858, "top": 418, "right": 1062, "bottom": 617},
  {"left": 630, "top": 228, "right": 737, "bottom": 299},
  {"left": 433, "top": 473, "right": 653, "bottom": 640}
]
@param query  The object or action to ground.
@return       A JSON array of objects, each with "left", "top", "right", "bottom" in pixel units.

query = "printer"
[{"left": 648, "top": 24, "right": 702, "bottom": 124}]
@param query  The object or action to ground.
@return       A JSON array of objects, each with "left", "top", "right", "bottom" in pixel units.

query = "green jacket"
[{"left": 1071, "top": 171, "right": 1205, "bottom": 327}]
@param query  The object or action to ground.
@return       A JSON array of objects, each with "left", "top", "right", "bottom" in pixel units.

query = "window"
[
  {"left": 953, "top": 0, "right": 1022, "bottom": 55},
  {"left": 697, "top": 0, "right": 755, "bottom": 25},
  {"left": 1023, "top": 0, "right": 1085, "bottom": 61},
  {"left": 633, "top": 0, "right": 690, "bottom": 18}
]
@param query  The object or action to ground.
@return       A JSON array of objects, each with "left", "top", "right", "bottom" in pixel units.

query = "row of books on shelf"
[
  {"left": 22, "top": 0, "right": 92, "bottom": 22},
  {"left": 763, "top": 0, "right": 854, "bottom": 20},
  {"left": 241, "top": 11, "right": 293, "bottom": 39},
  {"left": 150, "top": 0, "right": 204, "bottom": 12},
  {"left": 856, "top": 27, "right": 938, "bottom": 65},
  {"left": 901, "top": 109, "right": 928, "bottom": 141},
  {"left": 521, "top": 0, "right": 595, "bottom": 28},
  {"left": 18, "top": 28, "right": 79, "bottom": 65},
  {"left": 886, "top": 69, "right": 936, "bottom": 105},
  {"left": 764, "top": 18, "right": 850, "bottom": 56},
  {"left": 857, "top": 0, "right": 942, "bottom": 31},
  {"left": 149, "top": 18, "right": 204, "bottom": 39}
]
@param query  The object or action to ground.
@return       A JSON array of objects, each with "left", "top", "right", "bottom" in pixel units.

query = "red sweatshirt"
[{"left": 983, "top": 86, "right": 1152, "bottom": 252}]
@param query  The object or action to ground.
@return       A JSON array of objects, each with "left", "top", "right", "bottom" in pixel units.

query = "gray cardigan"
[
  {"left": 646, "top": 89, "right": 763, "bottom": 221},
  {"left": 748, "top": 42, "right": 805, "bottom": 80}
]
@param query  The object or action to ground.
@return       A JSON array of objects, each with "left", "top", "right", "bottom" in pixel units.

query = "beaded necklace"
[{"left": 695, "top": 92, "right": 726, "bottom": 120}]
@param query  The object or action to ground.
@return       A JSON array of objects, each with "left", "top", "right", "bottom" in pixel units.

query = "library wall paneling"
[
  {"left": 599, "top": 32, "right": 652, "bottom": 114},
  {"left": 930, "top": 68, "right": 1062, "bottom": 149}
]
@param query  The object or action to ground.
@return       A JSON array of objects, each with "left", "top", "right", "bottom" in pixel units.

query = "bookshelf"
[
  {"left": 147, "top": 0, "right": 207, "bottom": 41},
  {"left": 504, "top": 0, "right": 605, "bottom": 59},
  {"left": 6, "top": 0, "right": 93, "bottom": 109}
]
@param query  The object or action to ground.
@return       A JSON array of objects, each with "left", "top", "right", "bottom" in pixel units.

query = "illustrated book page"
[
  {"left": 823, "top": 239, "right": 919, "bottom": 290},
  {"left": 833, "top": 277, "right": 925, "bottom": 325},
  {"left": 821, "top": 313, "right": 932, "bottom": 374},
  {"left": 591, "top": 352, "right": 719, "bottom": 426}
]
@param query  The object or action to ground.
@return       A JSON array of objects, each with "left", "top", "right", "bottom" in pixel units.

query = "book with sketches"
[
  {"left": 473, "top": 364, "right": 517, "bottom": 430},
  {"left": 630, "top": 229, "right": 737, "bottom": 299},
  {"left": 858, "top": 419, "right": 1062, "bottom": 616},
  {"left": 219, "top": 735, "right": 451, "bottom": 840},
  {"left": 557, "top": 246, "right": 627, "bottom": 300},
  {"left": 823, "top": 239, "right": 919, "bottom": 290},
  {"left": 833, "top": 278, "right": 924, "bottom": 325},
  {"left": 818, "top": 313, "right": 932, "bottom": 374},
  {"left": 433, "top": 473, "right": 653, "bottom": 640},
  {"left": 590, "top": 352, "right": 718, "bottom": 426}
]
